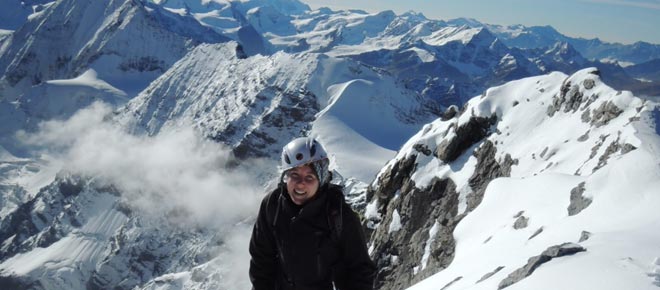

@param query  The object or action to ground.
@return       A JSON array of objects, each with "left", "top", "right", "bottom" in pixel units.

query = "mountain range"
[{"left": 0, "top": 0, "right": 659, "bottom": 289}]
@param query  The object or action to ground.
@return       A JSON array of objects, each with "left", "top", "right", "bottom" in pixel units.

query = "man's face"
[{"left": 285, "top": 164, "right": 319, "bottom": 206}]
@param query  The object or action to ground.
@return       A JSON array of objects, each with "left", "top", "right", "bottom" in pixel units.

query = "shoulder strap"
[
  {"left": 326, "top": 185, "right": 344, "bottom": 244},
  {"left": 265, "top": 185, "right": 287, "bottom": 267}
]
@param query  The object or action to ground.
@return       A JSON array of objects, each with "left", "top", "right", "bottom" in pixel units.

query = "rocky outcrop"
[
  {"left": 591, "top": 101, "right": 623, "bottom": 127},
  {"left": 547, "top": 71, "right": 600, "bottom": 117},
  {"left": 231, "top": 89, "right": 319, "bottom": 159},
  {"left": 477, "top": 266, "right": 505, "bottom": 283},
  {"left": 579, "top": 231, "right": 592, "bottom": 242},
  {"left": 369, "top": 171, "right": 459, "bottom": 290},
  {"left": 441, "top": 105, "right": 459, "bottom": 121},
  {"left": 466, "top": 140, "right": 517, "bottom": 211},
  {"left": 513, "top": 215, "right": 529, "bottom": 230},
  {"left": 0, "top": 174, "right": 90, "bottom": 260},
  {"left": 367, "top": 116, "right": 517, "bottom": 289},
  {"left": 498, "top": 243, "right": 586, "bottom": 289},
  {"left": 435, "top": 115, "right": 497, "bottom": 163},
  {"left": 567, "top": 182, "right": 591, "bottom": 216}
]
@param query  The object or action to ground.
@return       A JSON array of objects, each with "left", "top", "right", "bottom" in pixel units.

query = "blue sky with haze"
[{"left": 300, "top": 0, "right": 660, "bottom": 44}]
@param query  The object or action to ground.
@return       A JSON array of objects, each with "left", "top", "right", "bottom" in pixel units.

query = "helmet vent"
[
  {"left": 296, "top": 153, "right": 304, "bottom": 160},
  {"left": 284, "top": 154, "right": 291, "bottom": 164},
  {"left": 310, "top": 144, "right": 317, "bottom": 156}
]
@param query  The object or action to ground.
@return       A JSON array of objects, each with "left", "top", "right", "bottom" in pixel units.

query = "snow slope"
[{"left": 121, "top": 41, "right": 438, "bottom": 183}]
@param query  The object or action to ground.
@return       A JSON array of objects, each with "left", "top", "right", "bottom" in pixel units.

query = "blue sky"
[{"left": 300, "top": 0, "right": 660, "bottom": 44}]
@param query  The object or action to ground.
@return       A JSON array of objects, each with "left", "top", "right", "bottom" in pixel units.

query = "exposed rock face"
[
  {"left": 441, "top": 105, "right": 459, "bottom": 121},
  {"left": 0, "top": 172, "right": 223, "bottom": 290},
  {"left": 369, "top": 171, "right": 459, "bottom": 290},
  {"left": 466, "top": 140, "right": 517, "bottom": 211},
  {"left": 0, "top": 174, "right": 89, "bottom": 259},
  {"left": 528, "top": 227, "right": 544, "bottom": 240},
  {"left": 0, "top": 0, "right": 226, "bottom": 91},
  {"left": 498, "top": 243, "right": 586, "bottom": 289},
  {"left": 547, "top": 71, "right": 602, "bottom": 118},
  {"left": 591, "top": 101, "right": 623, "bottom": 127},
  {"left": 513, "top": 215, "right": 529, "bottom": 229},
  {"left": 477, "top": 266, "right": 505, "bottom": 283},
  {"left": 367, "top": 114, "right": 517, "bottom": 289},
  {"left": 230, "top": 89, "right": 320, "bottom": 159},
  {"left": 593, "top": 134, "right": 637, "bottom": 172},
  {"left": 440, "top": 276, "right": 463, "bottom": 290},
  {"left": 435, "top": 115, "right": 497, "bottom": 163},
  {"left": 579, "top": 231, "right": 592, "bottom": 242},
  {"left": 567, "top": 182, "right": 591, "bottom": 216}
]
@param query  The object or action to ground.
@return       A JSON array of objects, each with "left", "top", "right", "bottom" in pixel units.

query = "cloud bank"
[{"left": 20, "top": 102, "right": 269, "bottom": 226}]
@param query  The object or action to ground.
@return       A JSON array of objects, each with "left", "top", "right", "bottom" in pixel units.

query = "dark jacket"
[{"left": 249, "top": 183, "right": 376, "bottom": 290}]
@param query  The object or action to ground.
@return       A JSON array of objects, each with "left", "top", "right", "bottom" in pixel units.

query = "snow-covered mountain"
[
  {"left": 1, "top": 0, "right": 659, "bottom": 289},
  {"left": 365, "top": 67, "right": 660, "bottom": 289},
  {"left": 469, "top": 21, "right": 660, "bottom": 65}
]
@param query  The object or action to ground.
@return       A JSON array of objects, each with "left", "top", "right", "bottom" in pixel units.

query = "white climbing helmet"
[{"left": 281, "top": 137, "right": 328, "bottom": 171}]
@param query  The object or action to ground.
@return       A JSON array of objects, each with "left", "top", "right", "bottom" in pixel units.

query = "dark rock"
[
  {"left": 577, "top": 131, "right": 589, "bottom": 142},
  {"left": 466, "top": 141, "right": 516, "bottom": 211},
  {"left": 568, "top": 182, "right": 591, "bottom": 216},
  {"left": 549, "top": 79, "right": 587, "bottom": 115},
  {"left": 621, "top": 143, "right": 637, "bottom": 154},
  {"left": 477, "top": 266, "right": 505, "bottom": 283},
  {"left": 513, "top": 211, "right": 525, "bottom": 218},
  {"left": 581, "top": 109, "right": 591, "bottom": 123},
  {"left": 528, "top": 227, "right": 543, "bottom": 240},
  {"left": 513, "top": 216, "right": 529, "bottom": 230},
  {"left": 232, "top": 88, "right": 318, "bottom": 159},
  {"left": 579, "top": 231, "right": 592, "bottom": 242},
  {"left": 440, "top": 276, "right": 463, "bottom": 290},
  {"left": 583, "top": 78, "right": 596, "bottom": 90},
  {"left": 562, "top": 86, "right": 584, "bottom": 113},
  {"left": 546, "top": 104, "right": 557, "bottom": 117},
  {"left": 413, "top": 144, "right": 433, "bottom": 156},
  {"left": 370, "top": 176, "right": 459, "bottom": 290},
  {"left": 591, "top": 101, "right": 623, "bottom": 127},
  {"left": 580, "top": 93, "right": 599, "bottom": 111},
  {"left": 498, "top": 243, "right": 586, "bottom": 289},
  {"left": 441, "top": 105, "right": 459, "bottom": 121},
  {"left": 435, "top": 115, "right": 497, "bottom": 163},
  {"left": 235, "top": 44, "right": 247, "bottom": 59},
  {"left": 59, "top": 177, "right": 84, "bottom": 197},
  {"left": 594, "top": 136, "right": 621, "bottom": 172},
  {"left": 539, "top": 147, "right": 548, "bottom": 158}
]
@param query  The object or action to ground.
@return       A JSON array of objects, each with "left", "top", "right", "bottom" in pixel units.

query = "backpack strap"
[
  {"left": 325, "top": 185, "right": 344, "bottom": 244},
  {"left": 265, "top": 183, "right": 287, "bottom": 268}
]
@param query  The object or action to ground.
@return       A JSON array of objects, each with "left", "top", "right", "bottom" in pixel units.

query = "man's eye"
[{"left": 304, "top": 176, "right": 316, "bottom": 183}]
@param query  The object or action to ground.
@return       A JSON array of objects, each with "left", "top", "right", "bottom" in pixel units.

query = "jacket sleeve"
[
  {"left": 249, "top": 193, "right": 279, "bottom": 290},
  {"left": 336, "top": 203, "right": 377, "bottom": 290}
]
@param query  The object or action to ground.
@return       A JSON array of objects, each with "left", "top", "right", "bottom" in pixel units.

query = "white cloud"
[{"left": 19, "top": 101, "right": 267, "bottom": 228}]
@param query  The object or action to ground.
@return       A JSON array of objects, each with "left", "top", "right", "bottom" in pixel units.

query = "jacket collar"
[{"left": 280, "top": 184, "right": 329, "bottom": 220}]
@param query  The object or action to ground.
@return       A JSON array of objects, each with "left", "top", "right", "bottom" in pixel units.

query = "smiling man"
[{"left": 249, "top": 137, "right": 376, "bottom": 290}]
